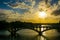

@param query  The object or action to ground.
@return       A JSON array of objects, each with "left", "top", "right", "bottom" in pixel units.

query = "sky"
[
  {"left": 0, "top": 0, "right": 60, "bottom": 23},
  {"left": 0, "top": 0, "right": 58, "bottom": 9}
]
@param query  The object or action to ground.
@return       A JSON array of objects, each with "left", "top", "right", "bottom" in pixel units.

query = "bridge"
[
  {"left": 0, "top": 21, "right": 60, "bottom": 37},
  {"left": 8, "top": 22, "right": 60, "bottom": 37}
]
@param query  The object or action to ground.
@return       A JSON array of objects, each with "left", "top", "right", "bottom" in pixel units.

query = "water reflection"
[
  {"left": 35, "top": 35, "right": 47, "bottom": 40},
  {"left": 0, "top": 25, "right": 60, "bottom": 40},
  {"left": 18, "top": 35, "right": 47, "bottom": 40}
]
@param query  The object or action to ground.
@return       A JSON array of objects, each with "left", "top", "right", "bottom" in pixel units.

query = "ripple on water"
[
  {"left": 16, "top": 29, "right": 38, "bottom": 37},
  {"left": 0, "top": 30, "right": 10, "bottom": 36},
  {"left": 43, "top": 29, "right": 60, "bottom": 38}
]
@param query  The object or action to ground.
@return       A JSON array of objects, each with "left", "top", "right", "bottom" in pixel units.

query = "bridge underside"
[
  {"left": 0, "top": 21, "right": 60, "bottom": 37},
  {"left": 8, "top": 24, "right": 60, "bottom": 36}
]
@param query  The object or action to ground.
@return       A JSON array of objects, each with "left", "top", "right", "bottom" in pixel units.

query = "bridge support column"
[
  {"left": 39, "top": 27, "right": 42, "bottom": 35},
  {"left": 39, "top": 32, "right": 42, "bottom": 35},
  {"left": 35, "top": 25, "right": 42, "bottom": 35},
  {"left": 10, "top": 28, "right": 17, "bottom": 38}
]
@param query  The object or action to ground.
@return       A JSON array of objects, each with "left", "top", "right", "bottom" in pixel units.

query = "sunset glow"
[{"left": 39, "top": 11, "right": 47, "bottom": 19}]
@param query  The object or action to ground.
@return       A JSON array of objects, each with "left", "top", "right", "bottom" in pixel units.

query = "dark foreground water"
[
  {"left": 0, "top": 25, "right": 60, "bottom": 40},
  {"left": 0, "top": 29, "right": 60, "bottom": 40},
  {"left": 0, "top": 34, "right": 60, "bottom": 40}
]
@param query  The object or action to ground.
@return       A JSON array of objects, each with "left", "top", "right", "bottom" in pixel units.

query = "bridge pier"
[
  {"left": 33, "top": 25, "right": 47, "bottom": 35},
  {"left": 39, "top": 32, "right": 42, "bottom": 35},
  {"left": 8, "top": 24, "right": 58, "bottom": 38},
  {"left": 33, "top": 25, "right": 43, "bottom": 35},
  {"left": 10, "top": 28, "right": 17, "bottom": 38}
]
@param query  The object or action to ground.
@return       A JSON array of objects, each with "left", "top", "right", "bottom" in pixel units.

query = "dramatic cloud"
[
  {"left": 1, "top": 0, "right": 60, "bottom": 23},
  {"left": 0, "top": 9, "right": 60, "bottom": 23},
  {"left": 4, "top": 0, "right": 60, "bottom": 15},
  {"left": 51, "top": 0, "right": 60, "bottom": 16},
  {"left": 4, "top": 0, "right": 35, "bottom": 9},
  {"left": 52, "top": 9, "right": 60, "bottom": 16},
  {"left": 34, "top": 0, "right": 60, "bottom": 18},
  {"left": 0, "top": 9, "right": 38, "bottom": 22},
  {"left": 0, "top": 9, "right": 20, "bottom": 22}
]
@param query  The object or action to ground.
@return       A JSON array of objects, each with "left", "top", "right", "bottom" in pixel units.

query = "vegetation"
[{"left": 0, "top": 20, "right": 60, "bottom": 32}]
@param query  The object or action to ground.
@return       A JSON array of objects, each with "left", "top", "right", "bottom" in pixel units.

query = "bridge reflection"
[
  {"left": 8, "top": 22, "right": 60, "bottom": 37},
  {"left": 0, "top": 21, "right": 60, "bottom": 38}
]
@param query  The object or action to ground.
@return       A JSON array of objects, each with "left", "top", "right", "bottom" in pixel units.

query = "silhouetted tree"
[{"left": 0, "top": 20, "right": 9, "bottom": 30}]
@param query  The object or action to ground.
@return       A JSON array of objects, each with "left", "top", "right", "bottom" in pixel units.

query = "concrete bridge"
[
  {"left": 8, "top": 23, "right": 60, "bottom": 37},
  {"left": 0, "top": 21, "right": 60, "bottom": 37}
]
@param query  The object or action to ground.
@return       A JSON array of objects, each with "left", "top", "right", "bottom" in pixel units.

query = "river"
[{"left": 0, "top": 25, "right": 60, "bottom": 40}]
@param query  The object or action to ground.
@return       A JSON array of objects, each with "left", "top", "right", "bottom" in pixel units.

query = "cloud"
[
  {"left": 58, "top": 0, "right": 60, "bottom": 5},
  {"left": 51, "top": 9, "right": 60, "bottom": 16},
  {"left": 37, "top": 0, "right": 60, "bottom": 16},
  {"left": 4, "top": 0, "right": 60, "bottom": 15},
  {"left": 0, "top": 9, "right": 19, "bottom": 22},
  {"left": 0, "top": 12, "right": 6, "bottom": 21},
  {"left": 0, "top": 9, "right": 38, "bottom": 22},
  {"left": 1, "top": 0, "right": 60, "bottom": 23},
  {"left": 0, "top": 9, "right": 60, "bottom": 23},
  {"left": 0, "top": 9, "right": 11, "bottom": 21},
  {"left": 4, "top": 0, "right": 36, "bottom": 9}
]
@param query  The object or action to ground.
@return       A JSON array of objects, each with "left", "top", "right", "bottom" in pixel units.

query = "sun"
[{"left": 39, "top": 11, "right": 47, "bottom": 19}]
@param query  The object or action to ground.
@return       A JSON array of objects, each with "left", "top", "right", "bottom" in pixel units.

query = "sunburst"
[{"left": 39, "top": 11, "right": 47, "bottom": 19}]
